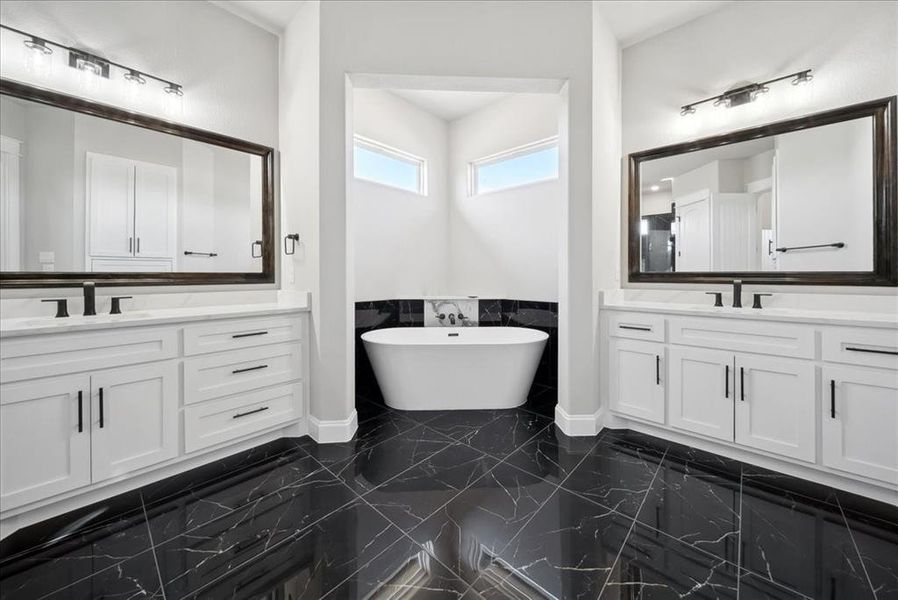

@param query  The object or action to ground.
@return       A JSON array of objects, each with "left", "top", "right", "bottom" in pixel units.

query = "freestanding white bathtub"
[{"left": 361, "top": 327, "right": 548, "bottom": 411}]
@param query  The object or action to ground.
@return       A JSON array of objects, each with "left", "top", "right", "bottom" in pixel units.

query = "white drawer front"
[
  {"left": 669, "top": 317, "right": 814, "bottom": 359},
  {"left": 183, "top": 316, "right": 302, "bottom": 356},
  {"left": 822, "top": 327, "right": 898, "bottom": 370},
  {"left": 184, "top": 343, "right": 303, "bottom": 405},
  {"left": 183, "top": 383, "right": 302, "bottom": 453},
  {"left": 608, "top": 312, "right": 665, "bottom": 342},
  {"left": 0, "top": 327, "right": 178, "bottom": 382}
]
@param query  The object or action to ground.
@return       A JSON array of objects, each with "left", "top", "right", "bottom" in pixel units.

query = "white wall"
[
  {"left": 352, "top": 89, "right": 449, "bottom": 301},
  {"left": 448, "top": 93, "right": 561, "bottom": 301},
  {"left": 0, "top": 0, "right": 278, "bottom": 147},
  {"left": 619, "top": 0, "right": 898, "bottom": 296},
  {"left": 281, "top": 0, "right": 597, "bottom": 424}
]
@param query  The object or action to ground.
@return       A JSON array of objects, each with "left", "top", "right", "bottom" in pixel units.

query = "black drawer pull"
[
  {"left": 655, "top": 356, "right": 660, "bottom": 385},
  {"left": 233, "top": 406, "right": 269, "bottom": 419},
  {"left": 232, "top": 331, "right": 268, "bottom": 339},
  {"left": 725, "top": 364, "right": 729, "bottom": 398},
  {"left": 98, "top": 387, "right": 104, "bottom": 428},
  {"left": 845, "top": 346, "right": 898, "bottom": 356},
  {"left": 830, "top": 379, "right": 836, "bottom": 419},
  {"left": 232, "top": 364, "right": 269, "bottom": 374},
  {"left": 619, "top": 325, "right": 652, "bottom": 332},
  {"left": 77, "top": 391, "right": 83, "bottom": 433}
]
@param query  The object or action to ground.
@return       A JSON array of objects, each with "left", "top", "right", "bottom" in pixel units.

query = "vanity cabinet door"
[
  {"left": 668, "top": 346, "right": 733, "bottom": 442},
  {"left": 609, "top": 338, "right": 665, "bottom": 424},
  {"left": 734, "top": 355, "right": 815, "bottom": 462},
  {"left": 0, "top": 375, "right": 91, "bottom": 510},
  {"left": 90, "top": 361, "right": 179, "bottom": 482},
  {"left": 133, "top": 162, "right": 177, "bottom": 259},
  {"left": 822, "top": 366, "right": 898, "bottom": 485}
]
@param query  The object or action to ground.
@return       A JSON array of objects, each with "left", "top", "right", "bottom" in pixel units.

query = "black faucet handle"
[
  {"left": 752, "top": 293, "right": 773, "bottom": 309},
  {"left": 41, "top": 298, "right": 70, "bottom": 318},
  {"left": 110, "top": 296, "right": 133, "bottom": 315},
  {"left": 704, "top": 292, "right": 723, "bottom": 307}
]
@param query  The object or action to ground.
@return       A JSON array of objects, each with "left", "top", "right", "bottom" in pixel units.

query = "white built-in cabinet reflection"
[{"left": 86, "top": 152, "right": 177, "bottom": 272}]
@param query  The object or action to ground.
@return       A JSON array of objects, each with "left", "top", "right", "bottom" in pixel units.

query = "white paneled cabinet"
[
  {"left": 822, "top": 366, "right": 898, "bottom": 484},
  {"left": 668, "top": 346, "right": 733, "bottom": 442},
  {"left": 0, "top": 375, "right": 91, "bottom": 509},
  {"left": 609, "top": 338, "right": 665, "bottom": 424},
  {"left": 90, "top": 361, "right": 179, "bottom": 482},
  {"left": 735, "top": 355, "right": 815, "bottom": 462}
]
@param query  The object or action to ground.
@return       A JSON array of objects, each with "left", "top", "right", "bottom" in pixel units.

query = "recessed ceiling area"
[
  {"left": 596, "top": 1, "right": 732, "bottom": 47},
  {"left": 387, "top": 89, "right": 511, "bottom": 122},
  {"left": 208, "top": 0, "right": 304, "bottom": 33}
]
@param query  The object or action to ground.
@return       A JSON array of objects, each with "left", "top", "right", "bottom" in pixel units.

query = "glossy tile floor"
[{"left": 1, "top": 401, "right": 896, "bottom": 599}]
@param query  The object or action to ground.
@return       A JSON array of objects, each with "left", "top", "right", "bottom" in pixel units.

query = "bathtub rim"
[{"left": 360, "top": 326, "right": 549, "bottom": 347}]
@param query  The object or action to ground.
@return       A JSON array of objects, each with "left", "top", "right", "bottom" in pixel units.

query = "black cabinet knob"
[
  {"left": 705, "top": 292, "right": 723, "bottom": 307},
  {"left": 110, "top": 296, "right": 133, "bottom": 315},
  {"left": 41, "top": 298, "right": 69, "bottom": 318},
  {"left": 752, "top": 293, "right": 773, "bottom": 309}
]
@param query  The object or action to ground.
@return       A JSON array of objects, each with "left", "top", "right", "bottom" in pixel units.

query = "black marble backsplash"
[{"left": 355, "top": 299, "right": 558, "bottom": 417}]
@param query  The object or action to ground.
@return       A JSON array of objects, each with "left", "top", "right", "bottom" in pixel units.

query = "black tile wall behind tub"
[{"left": 356, "top": 299, "right": 557, "bottom": 419}]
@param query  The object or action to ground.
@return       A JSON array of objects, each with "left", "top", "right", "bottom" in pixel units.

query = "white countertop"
[
  {"left": 0, "top": 299, "right": 310, "bottom": 338},
  {"left": 601, "top": 298, "right": 898, "bottom": 329}
]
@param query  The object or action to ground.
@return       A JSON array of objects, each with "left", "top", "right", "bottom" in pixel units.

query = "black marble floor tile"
[
  {"left": 297, "top": 410, "right": 419, "bottom": 466},
  {"left": 741, "top": 462, "right": 841, "bottom": 507},
  {"left": 637, "top": 457, "right": 742, "bottom": 563},
  {"left": 562, "top": 432, "right": 665, "bottom": 517},
  {"left": 843, "top": 512, "right": 898, "bottom": 600},
  {"left": 739, "top": 479, "right": 874, "bottom": 600},
  {"left": 0, "top": 515, "right": 152, "bottom": 600},
  {"left": 38, "top": 549, "right": 164, "bottom": 600},
  {"left": 331, "top": 424, "right": 454, "bottom": 495},
  {"left": 143, "top": 452, "right": 332, "bottom": 544},
  {"left": 599, "top": 523, "right": 740, "bottom": 599},
  {"left": 322, "top": 536, "right": 472, "bottom": 599},
  {"left": 182, "top": 500, "right": 402, "bottom": 600},
  {"left": 664, "top": 438, "right": 744, "bottom": 478},
  {"left": 738, "top": 570, "right": 814, "bottom": 599},
  {"left": 153, "top": 470, "right": 358, "bottom": 598},
  {"left": 504, "top": 423, "right": 599, "bottom": 485},
  {"left": 409, "top": 462, "right": 558, "bottom": 587},
  {"left": 497, "top": 488, "right": 632, "bottom": 600},
  {"left": 356, "top": 397, "right": 390, "bottom": 424},
  {"left": 364, "top": 443, "right": 499, "bottom": 532},
  {"left": 426, "top": 409, "right": 552, "bottom": 459}
]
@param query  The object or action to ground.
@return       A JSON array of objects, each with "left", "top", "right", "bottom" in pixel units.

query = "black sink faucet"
[
  {"left": 83, "top": 281, "right": 96, "bottom": 316},
  {"left": 732, "top": 279, "right": 742, "bottom": 308}
]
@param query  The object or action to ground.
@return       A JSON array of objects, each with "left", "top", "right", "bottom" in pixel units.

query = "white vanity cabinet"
[
  {"left": 0, "top": 308, "right": 308, "bottom": 533},
  {"left": 603, "top": 302, "right": 898, "bottom": 502}
]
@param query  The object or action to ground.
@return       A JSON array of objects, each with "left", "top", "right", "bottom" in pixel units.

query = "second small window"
[
  {"left": 470, "top": 137, "right": 559, "bottom": 196},
  {"left": 353, "top": 136, "right": 426, "bottom": 195}
]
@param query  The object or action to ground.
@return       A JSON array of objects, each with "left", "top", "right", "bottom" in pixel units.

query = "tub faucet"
[
  {"left": 732, "top": 279, "right": 742, "bottom": 308},
  {"left": 83, "top": 281, "right": 96, "bottom": 316},
  {"left": 448, "top": 314, "right": 456, "bottom": 325}
]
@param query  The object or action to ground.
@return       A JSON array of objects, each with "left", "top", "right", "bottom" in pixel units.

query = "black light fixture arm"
[
  {"left": 680, "top": 69, "right": 813, "bottom": 115},
  {"left": 0, "top": 24, "right": 182, "bottom": 91}
]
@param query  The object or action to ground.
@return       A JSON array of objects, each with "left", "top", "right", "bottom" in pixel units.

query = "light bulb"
[
  {"left": 162, "top": 83, "right": 184, "bottom": 118},
  {"left": 23, "top": 36, "right": 52, "bottom": 79}
]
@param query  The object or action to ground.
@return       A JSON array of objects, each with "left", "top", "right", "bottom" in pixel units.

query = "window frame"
[
  {"left": 352, "top": 134, "right": 427, "bottom": 195},
  {"left": 468, "top": 136, "right": 560, "bottom": 196}
]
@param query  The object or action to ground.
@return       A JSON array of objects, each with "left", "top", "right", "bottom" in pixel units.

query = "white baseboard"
[
  {"left": 554, "top": 405, "right": 604, "bottom": 437},
  {"left": 309, "top": 410, "right": 358, "bottom": 443}
]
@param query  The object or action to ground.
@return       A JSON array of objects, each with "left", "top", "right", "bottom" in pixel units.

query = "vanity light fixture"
[
  {"left": 1, "top": 24, "right": 183, "bottom": 103},
  {"left": 680, "top": 69, "right": 813, "bottom": 116}
]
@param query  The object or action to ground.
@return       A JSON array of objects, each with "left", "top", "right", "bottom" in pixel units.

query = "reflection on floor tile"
[{"left": 1, "top": 409, "right": 894, "bottom": 600}]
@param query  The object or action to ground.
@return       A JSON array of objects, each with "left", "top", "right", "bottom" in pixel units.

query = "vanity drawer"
[
  {"left": 184, "top": 383, "right": 302, "bottom": 453},
  {"left": 668, "top": 317, "right": 814, "bottom": 359},
  {"left": 184, "top": 343, "right": 303, "bottom": 405},
  {"left": 608, "top": 312, "right": 665, "bottom": 342},
  {"left": 822, "top": 327, "right": 898, "bottom": 370},
  {"left": 0, "top": 327, "right": 178, "bottom": 382},
  {"left": 183, "top": 316, "right": 302, "bottom": 356}
]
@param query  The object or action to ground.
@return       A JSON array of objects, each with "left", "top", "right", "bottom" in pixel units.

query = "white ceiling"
[
  {"left": 211, "top": 1, "right": 731, "bottom": 46},
  {"left": 208, "top": 0, "right": 304, "bottom": 34},
  {"left": 388, "top": 89, "right": 511, "bottom": 121},
  {"left": 596, "top": 1, "right": 732, "bottom": 47}
]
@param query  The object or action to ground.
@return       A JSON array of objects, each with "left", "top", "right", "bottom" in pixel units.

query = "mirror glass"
[
  {"left": 0, "top": 95, "right": 264, "bottom": 274},
  {"left": 638, "top": 116, "right": 873, "bottom": 273}
]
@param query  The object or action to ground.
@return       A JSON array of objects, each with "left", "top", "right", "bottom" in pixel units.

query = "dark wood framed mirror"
[
  {"left": 0, "top": 78, "right": 275, "bottom": 288},
  {"left": 628, "top": 96, "right": 896, "bottom": 286}
]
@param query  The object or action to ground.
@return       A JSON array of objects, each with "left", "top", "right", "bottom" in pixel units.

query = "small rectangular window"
[
  {"left": 470, "top": 137, "right": 559, "bottom": 195},
  {"left": 353, "top": 136, "right": 426, "bottom": 195}
]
